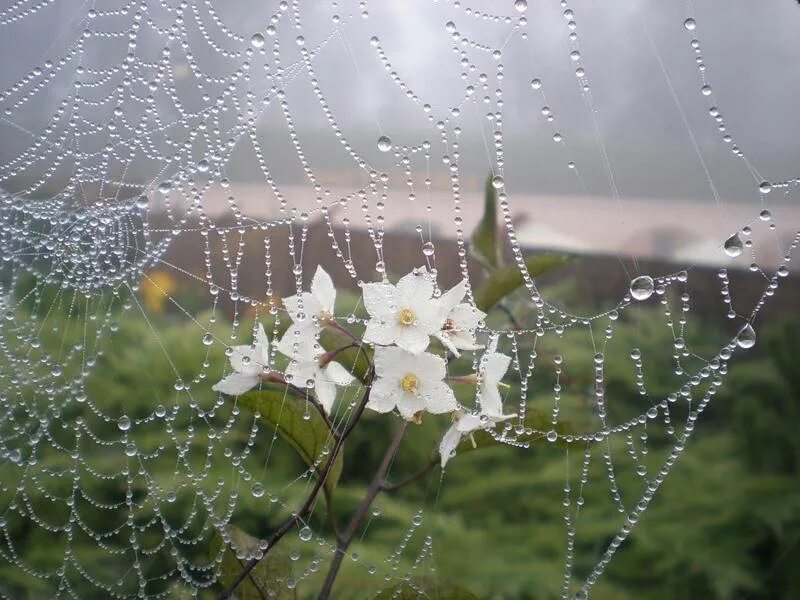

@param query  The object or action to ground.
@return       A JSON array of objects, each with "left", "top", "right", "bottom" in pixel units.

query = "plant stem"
[
  {"left": 316, "top": 420, "right": 409, "bottom": 599},
  {"left": 219, "top": 368, "right": 376, "bottom": 600},
  {"left": 381, "top": 457, "right": 438, "bottom": 492}
]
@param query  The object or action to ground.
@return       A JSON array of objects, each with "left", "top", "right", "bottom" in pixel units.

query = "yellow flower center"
[
  {"left": 400, "top": 373, "right": 420, "bottom": 394},
  {"left": 397, "top": 307, "right": 416, "bottom": 326}
]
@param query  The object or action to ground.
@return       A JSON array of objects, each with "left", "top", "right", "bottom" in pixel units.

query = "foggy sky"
[{"left": 0, "top": 0, "right": 798, "bottom": 204}]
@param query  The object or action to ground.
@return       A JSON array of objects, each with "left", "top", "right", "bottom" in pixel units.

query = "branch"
[
  {"left": 381, "top": 457, "right": 438, "bottom": 492},
  {"left": 219, "top": 368, "right": 376, "bottom": 600},
  {"left": 317, "top": 420, "right": 409, "bottom": 599}
]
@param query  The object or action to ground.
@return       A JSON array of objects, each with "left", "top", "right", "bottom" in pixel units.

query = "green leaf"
[
  {"left": 474, "top": 253, "right": 572, "bottom": 313},
  {"left": 469, "top": 174, "right": 502, "bottom": 270},
  {"left": 319, "top": 327, "right": 372, "bottom": 383},
  {"left": 375, "top": 580, "right": 479, "bottom": 599},
  {"left": 212, "top": 525, "right": 296, "bottom": 599},
  {"left": 238, "top": 386, "right": 343, "bottom": 494},
  {"left": 453, "top": 409, "right": 572, "bottom": 459}
]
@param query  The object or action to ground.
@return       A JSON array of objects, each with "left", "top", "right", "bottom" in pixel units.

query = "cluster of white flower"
[{"left": 213, "top": 266, "right": 516, "bottom": 467}]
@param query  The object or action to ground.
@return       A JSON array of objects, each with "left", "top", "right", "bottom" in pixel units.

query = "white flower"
[
  {"left": 362, "top": 268, "right": 445, "bottom": 354},
  {"left": 438, "top": 336, "right": 515, "bottom": 467},
  {"left": 283, "top": 265, "right": 336, "bottom": 324},
  {"left": 279, "top": 338, "right": 355, "bottom": 414},
  {"left": 477, "top": 335, "right": 512, "bottom": 418},
  {"left": 434, "top": 279, "right": 485, "bottom": 356},
  {"left": 368, "top": 346, "right": 458, "bottom": 421},
  {"left": 438, "top": 409, "right": 515, "bottom": 468},
  {"left": 213, "top": 323, "right": 270, "bottom": 396}
]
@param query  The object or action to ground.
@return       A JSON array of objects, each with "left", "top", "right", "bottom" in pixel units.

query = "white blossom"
[
  {"left": 278, "top": 337, "right": 355, "bottom": 414},
  {"left": 368, "top": 346, "right": 458, "bottom": 421},
  {"left": 278, "top": 266, "right": 336, "bottom": 351},
  {"left": 362, "top": 268, "right": 445, "bottom": 354},
  {"left": 477, "top": 335, "right": 512, "bottom": 418},
  {"left": 439, "top": 336, "right": 515, "bottom": 467},
  {"left": 213, "top": 323, "right": 270, "bottom": 396},
  {"left": 434, "top": 279, "right": 485, "bottom": 356}
]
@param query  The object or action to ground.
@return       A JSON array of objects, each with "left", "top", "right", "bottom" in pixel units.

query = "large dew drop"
[
  {"left": 377, "top": 135, "right": 392, "bottom": 152},
  {"left": 723, "top": 233, "right": 743, "bottom": 257},
  {"left": 514, "top": 0, "right": 528, "bottom": 13},
  {"left": 629, "top": 275, "right": 655, "bottom": 301},
  {"left": 250, "top": 33, "right": 265, "bottom": 48},
  {"left": 736, "top": 323, "right": 756, "bottom": 349}
]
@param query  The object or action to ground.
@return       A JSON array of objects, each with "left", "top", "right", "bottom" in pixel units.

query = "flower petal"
[
  {"left": 455, "top": 413, "right": 483, "bottom": 433},
  {"left": 394, "top": 324, "right": 432, "bottom": 355},
  {"left": 434, "top": 331, "right": 461, "bottom": 357},
  {"left": 478, "top": 382, "right": 504, "bottom": 417},
  {"left": 395, "top": 392, "right": 427, "bottom": 421},
  {"left": 361, "top": 282, "right": 395, "bottom": 318},
  {"left": 311, "top": 266, "right": 336, "bottom": 314},
  {"left": 373, "top": 346, "right": 409, "bottom": 377},
  {"left": 439, "top": 422, "right": 463, "bottom": 468},
  {"left": 366, "top": 377, "right": 398, "bottom": 413},
  {"left": 315, "top": 375, "right": 337, "bottom": 414},
  {"left": 413, "top": 351, "right": 448, "bottom": 383},
  {"left": 439, "top": 279, "right": 468, "bottom": 313},
  {"left": 229, "top": 346, "right": 262, "bottom": 376},
  {"left": 363, "top": 319, "right": 396, "bottom": 347},
  {"left": 483, "top": 352, "right": 511, "bottom": 383},
  {"left": 275, "top": 324, "right": 317, "bottom": 359},
  {"left": 324, "top": 361, "right": 354, "bottom": 387},
  {"left": 213, "top": 372, "right": 259, "bottom": 396},
  {"left": 396, "top": 268, "right": 433, "bottom": 300},
  {"left": 255, "top": 322, "right": 270, "bottom": 365},
  {"left": 421, "top": 380, "right": 458, "bottom": 414}
]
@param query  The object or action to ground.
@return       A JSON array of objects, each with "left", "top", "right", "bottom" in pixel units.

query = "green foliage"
[
  {"left": 470, "top": 175, "right": 502, "bottom": 270},
  {"left": 238, "top": 387, "right": 344, "bottom": 495},
  {"left": 212, "top": 525, "right": 297, "bottom": 599},
  {"left": 474, "top": 253, "right": 573, "bottom": 313},
  {"left": 375, "top": 581, "right": 479, "bottom": 599}
]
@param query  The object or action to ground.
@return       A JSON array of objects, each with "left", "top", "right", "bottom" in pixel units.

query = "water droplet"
[
  {"left": 251, "top": 483, "right": 265, "bottom": 498},
  {"left": 630, "top": 275, "right": 654, "bottom": 301},
  {"left": 250, "top": 33, "right": 265, "bottom": 48},
  {"left": 684, "top": 18, "right": 696, "bottom": 31},
  {"left": 117, "top": 415, "right": 131, "bottom": 431},
  {"left": 759, "top": 181, "right": 772, "bottom": 194},
  {"left": 736, "top": 323, "right": 756, "bottom": 349},
  {"left": 202, "top": 333, "right": 213, "bottom": 346},
  {"left": 377, "top": 135, "right": 392, "bottom": 152},
  {"left": 546, "top": 430, "right": 558, "bottom": 442},
  {"left": 158, "top": 181, "right": 171, "bottom": 194},
  {"left": 491, "top": 175, "right": 504, "bottom": 189},
  {"left": 298, "top": 526, "right": 313, "bottom": 542},
  {"left": 514, "top": 0, "right": 528, "bottom": 13},
  {"left": 723, "top": 234, "right": 743, "bottom": 257},
  {"left": 530, "top": 78, "right": 542, "bottom": 89},
  {"left": 701, "top": 85, "right": 712, "bottom": 96},
  {"left": 422, "top": 241, "right": 435, "bottom": 256},
  {"left": 135, "top": 195, "right": 148, "bottom": 209}
]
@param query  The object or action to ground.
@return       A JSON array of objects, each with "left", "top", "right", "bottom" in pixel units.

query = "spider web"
[{"left": 0, "top": 0, "right": 798, "bottom": 598}]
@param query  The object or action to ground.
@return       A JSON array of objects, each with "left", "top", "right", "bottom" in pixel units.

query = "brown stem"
[
  {"left": 219, "top": 368, "right": 376, "bottom": 600},
  {"left": 381, "top": 458, "right": 438, "bottom": 492},
  {"left": 317, "top": 421, "right": 409, "bottom": 600}
]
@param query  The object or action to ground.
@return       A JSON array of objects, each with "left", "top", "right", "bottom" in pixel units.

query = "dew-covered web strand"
[{"left": 0, "top": 1, "right": 798, "bottom": 598}]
